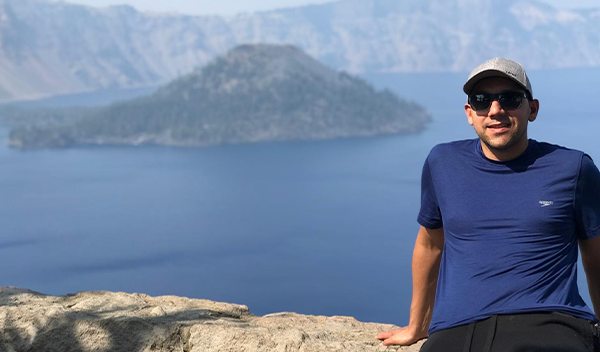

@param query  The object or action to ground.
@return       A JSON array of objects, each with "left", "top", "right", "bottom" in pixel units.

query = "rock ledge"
[{"left": 0, "top": 287, "right": 423, "bottom": 351}]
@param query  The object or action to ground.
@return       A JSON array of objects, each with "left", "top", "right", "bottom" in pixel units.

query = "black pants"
[{"left": 420, "top": 312, "right": 600, "bottom": 352}]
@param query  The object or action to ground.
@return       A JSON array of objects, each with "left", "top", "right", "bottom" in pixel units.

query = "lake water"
[{"left": 0, "top": 69, "right": 598, "bottom": 325}]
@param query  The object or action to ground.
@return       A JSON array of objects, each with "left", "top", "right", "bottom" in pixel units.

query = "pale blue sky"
[{"left": 51, "top": 0, "right": 600, "bottom": 16}]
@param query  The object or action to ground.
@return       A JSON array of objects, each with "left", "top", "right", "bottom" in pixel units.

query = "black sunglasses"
[{"left": 468, "top": 91, "right": 529, "bottom": 112}]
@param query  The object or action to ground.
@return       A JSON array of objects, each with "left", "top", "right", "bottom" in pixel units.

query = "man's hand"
[{"left": 375, "top": 326, "right": 427, "bottom": 346}]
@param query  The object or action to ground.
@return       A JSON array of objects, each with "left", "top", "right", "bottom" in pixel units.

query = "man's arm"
[
  {"left": 376, "top": 225, "right": 444, "bottom": 346},
  {"left": 579, "top": 236, "right": 600, "bottom": 319}
]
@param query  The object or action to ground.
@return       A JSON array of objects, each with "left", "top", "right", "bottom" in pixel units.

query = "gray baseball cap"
[{"left": 463, "top": 57, "right": 533, "bottom": 98}]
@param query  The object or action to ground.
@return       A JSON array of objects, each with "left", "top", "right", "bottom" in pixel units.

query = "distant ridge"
[
  {"left": 0, "top": 0, "right": 599, "bottom": 102},
  {"left": 7, "top": 44, "right": 431, "bottom": 149}
]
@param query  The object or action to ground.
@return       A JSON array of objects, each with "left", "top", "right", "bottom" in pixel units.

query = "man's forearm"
[
  {"left": 579, "top": 237, "right": 600, "bottom": 319},
  {"left": 582, "top": 260, "right": 600, "bottom": 319},
  {"left": 586, "top": 274, "right": 600, "bottom": 319},
  {"left": 407, "top": 226, "right": 445, "bottom": 336},
  {"left": 375, "top": 225, "right": 445, "bottom": 346}
]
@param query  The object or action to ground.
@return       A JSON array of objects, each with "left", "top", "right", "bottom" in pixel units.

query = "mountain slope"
[{"left": 0, "top": 0, "right": 598, "bottom": 102}]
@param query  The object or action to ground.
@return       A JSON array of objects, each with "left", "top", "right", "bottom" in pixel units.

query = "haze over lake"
[{"left": 1, "top": 69, "right": 598, "bottom": 325}]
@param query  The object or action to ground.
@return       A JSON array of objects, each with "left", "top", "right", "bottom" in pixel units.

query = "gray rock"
[{"left": 0, "top": 286, "right": 424, "bottom": 352}]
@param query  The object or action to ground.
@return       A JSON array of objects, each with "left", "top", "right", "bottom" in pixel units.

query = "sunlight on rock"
[{"left": 75, "top": 321, "right": 110, "bottom": 351}]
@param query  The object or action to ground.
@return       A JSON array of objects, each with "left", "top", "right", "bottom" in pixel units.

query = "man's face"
[{"left": 464, "top": 77, "right": 539, "bottom": 161}]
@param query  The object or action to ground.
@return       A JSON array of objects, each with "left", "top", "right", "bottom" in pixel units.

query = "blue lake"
[{"left": 0, "top": 69, "right": 598, "bottom": 325}]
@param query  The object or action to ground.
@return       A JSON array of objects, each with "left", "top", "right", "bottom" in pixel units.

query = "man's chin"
[{"left": 481, "top": 138, "right": 515, "bottom": 151}]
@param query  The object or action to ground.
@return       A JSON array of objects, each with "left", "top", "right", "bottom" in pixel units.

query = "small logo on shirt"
[{"left": 539, "top": 200, "right": 554, "bottom": 207}]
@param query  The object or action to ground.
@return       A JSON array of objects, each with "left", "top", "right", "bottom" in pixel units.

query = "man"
[{"left": 376, "top": 57, "right": 600, "bottom": 351}]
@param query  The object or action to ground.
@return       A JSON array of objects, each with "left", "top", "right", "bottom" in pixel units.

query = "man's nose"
[{"left": 488, "top": 100, "right": 504, "bottom": 115}]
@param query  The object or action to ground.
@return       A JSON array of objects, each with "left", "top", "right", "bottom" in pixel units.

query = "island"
[{"left": 6, "top": 44, "right": 431, "bottom": 150}]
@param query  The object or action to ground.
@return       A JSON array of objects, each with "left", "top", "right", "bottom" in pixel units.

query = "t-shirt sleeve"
[
  {"left": 574, "top": 154, "right": 600, "bottom": 240},
  {"left": 417, "top": 156, "right": 443, "bottom": 229}
]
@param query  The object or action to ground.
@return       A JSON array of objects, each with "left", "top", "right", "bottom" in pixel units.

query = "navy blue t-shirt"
[{"left": 418, "top": 139, "right": 600, "bottom": 334}]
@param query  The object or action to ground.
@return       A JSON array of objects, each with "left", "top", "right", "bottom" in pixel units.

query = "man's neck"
[{"left": 481, "top": 139, "right": 530, "bottom": 162}]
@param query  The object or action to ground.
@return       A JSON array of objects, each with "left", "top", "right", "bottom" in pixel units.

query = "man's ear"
[
  {"left": 465, "top": 104, "right": 474, "bottom": 126},
  {"left": 528, "top": 99, "right": 539, "bottom": 122}
]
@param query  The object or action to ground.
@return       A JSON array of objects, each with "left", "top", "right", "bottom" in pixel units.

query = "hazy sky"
[{"left": 51, "top": 0, "right": 600, "bottom": 16}]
